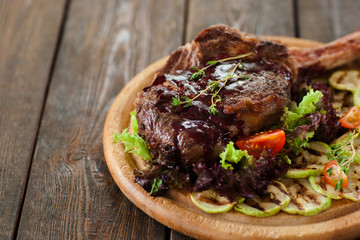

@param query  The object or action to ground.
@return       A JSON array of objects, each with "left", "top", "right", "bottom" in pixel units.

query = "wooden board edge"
[{"left": 103, "top": 37, "right": 360, "bottom": 240}]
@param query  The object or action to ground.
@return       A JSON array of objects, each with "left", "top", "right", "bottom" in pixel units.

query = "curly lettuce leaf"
[
  {"left": 130, "top": 110, "right": 138, "bottom": 134},
  {"left": 219, "top": 141, "right": 252, "bottom": 170},
  {"left": 113, "top": 111, "right": 152, "bottom": 162},
  {"left": 281, "top": 88, "right": 325, "bottom": 155},
  {"left": 288, "top": 131, "right": 315, "bottom": 155},
  {"left": 311, "top": 82, "right": 341, "bottom": 142},
  {"left": 282, "top": 109, "right": 299, "bottom": 130},
  {"left": 296, "top": 88, "right": 323, "bottom": 116},
  {"left": 283, "top": 88, "right": 323, "bottom": 130}
]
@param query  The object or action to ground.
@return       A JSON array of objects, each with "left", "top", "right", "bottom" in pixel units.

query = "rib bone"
[{"left": 290, "top": 30, "right": 360, "bottom": 71}]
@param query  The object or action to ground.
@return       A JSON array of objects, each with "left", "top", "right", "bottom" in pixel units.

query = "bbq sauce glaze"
[{"left": 139, "top": 57, "right": 291, "bottom": 166}]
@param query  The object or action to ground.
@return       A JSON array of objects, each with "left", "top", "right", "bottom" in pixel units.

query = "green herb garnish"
[
  {"left": 130, "top": 110, "right": 138, "bottom": 133},
  {"left": 173, "top": 61, "right": 252, "bottom": 114},
  {"left": 219, "top": 141, "right": 253, "bottom": 170},
  {"left": 327, "top": 131, "right": 359, "bottom": 177},
  {"left": 281, "top": 88, "right": 324, "bottom": 154},
  {"left": 282, "top": 88, "right": 323, "bottom": 130},
  {"left": 189, "top": 53, "right": 253, "bottom": 81},
  {"left": 190, "top": 67, "right": 206, "bottom": 80},
  {"left": 150, "top": 178, "right": 163, "bottom": 195},
  {"left": 113, "top": 111, "right": 152, "bottom": 162}
]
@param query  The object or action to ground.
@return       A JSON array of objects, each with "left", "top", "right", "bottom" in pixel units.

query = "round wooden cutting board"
[{"left": 103, "top": 36, "right": 360, "bottom": 240}]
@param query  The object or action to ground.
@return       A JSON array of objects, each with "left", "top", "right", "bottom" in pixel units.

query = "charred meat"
[{"left": 136, "top": 25, "right": 296, "bottom": 167}]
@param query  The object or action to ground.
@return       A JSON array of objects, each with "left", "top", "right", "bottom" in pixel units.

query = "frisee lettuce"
[
  {"left": 113, "top": 111, "right": 152, "bottom": 162},
  {"left": 219, "top": 141, "right": 253, "bottom": 170},
  {"left": 282, "top": 88, "right": 323, "bottom": 130}
]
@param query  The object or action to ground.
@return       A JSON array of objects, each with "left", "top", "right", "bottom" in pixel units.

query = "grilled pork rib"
[{"left": 135, "top": 24, "right": 360, "bottom": 167}]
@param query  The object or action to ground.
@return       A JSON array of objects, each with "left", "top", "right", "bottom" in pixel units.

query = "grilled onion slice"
[
  {"left": 281, "top": 178, "right": 331, "bottom": 216},
  {"left": 234, "top": 181, "right": 290, "bottom": 217}
]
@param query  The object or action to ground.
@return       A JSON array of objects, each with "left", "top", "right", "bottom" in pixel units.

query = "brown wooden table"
[{"left": 1, "top": 0, "right": 360, "bottom": 239}]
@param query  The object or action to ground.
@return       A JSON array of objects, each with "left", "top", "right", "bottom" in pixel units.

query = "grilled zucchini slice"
[
  {"left": 309, "top": 164, "right": 360, "bottom": 201},
  {"left": 281, "top": 178, "right": 331, "bottom": 216},
  {"left": 286, "top": 142, "right": 331, "bottom": 178},
  {"left": 354, "top": 87, "right": 360, "bottom": 106},
  {"left": 329, "top": 70, "right": 360, "bottom": 92},
  {"left": 332, "top": 91, "right": 347, "bottom": 110},
  {"left": 190, "top": 190, "right": 237, "bottom": 214},
  {"left": 234, "top": 181, "right": 290, "bottom": 217},
  {"left": 343, "top": 164, "right": 360, "bottom": 201},
  {"left": 309, "top": 175, "right": 342, "bottom": 199},
  {"left": 285, "top": 168, "right": 322, "bottom": 178}
]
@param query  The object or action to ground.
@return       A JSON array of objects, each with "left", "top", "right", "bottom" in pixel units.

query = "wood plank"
[
  {"left": 297, "top": 0, "right": 360, "bottom": 42},
  {"left": 171, "top": 1, "right": 295, "bottom": 239},
  {"left": 16, "top": 0, "right": 186, "bottom": 239},
  {"left": 186, "top": 0, "right": 295, "bottom": 42},
  {"left": 0, "top": 0, "right": 65, "bottom": 238},
  {"left": 171, "top": 231, "right": 193, "bottom": 240}
]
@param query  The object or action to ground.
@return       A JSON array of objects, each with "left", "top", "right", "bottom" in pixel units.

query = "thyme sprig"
[
  {"left": 208, "top": 62, "right": 241, "bottom": 114},
  {"left": 171, "top": 76, "right": 228, "bottom": 108},
  {"left": 172, "top": 71, "right": 253, "bottom": 114},
  {"left": 327, "top": 131, "right": 359, "bottom": 171},
  {"left": 172, "top": 53, "right": 254, "bottom": 114},
  {"left": 189, "top": 53, "right": 252, "bottom": 81}
]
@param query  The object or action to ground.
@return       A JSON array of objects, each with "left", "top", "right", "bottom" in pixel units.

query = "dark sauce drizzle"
[{"left": 142, "top": 56, "right": 290, "bottom": 162}]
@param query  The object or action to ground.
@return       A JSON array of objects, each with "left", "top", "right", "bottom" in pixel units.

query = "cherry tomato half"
[
  {"left": 235, "top": 129, "right": 285, "bottom": 159},
  {"left": 323, "top": 160, "right": 348, "bottom": 189},
  {"left": 339, "top": 106, "right": 360, "bottom": 129}
]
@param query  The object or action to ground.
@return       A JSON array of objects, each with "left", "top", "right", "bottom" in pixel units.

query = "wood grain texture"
[
  {"left": 297, "top": 0, "right": 360, "bottom": 42},
  {"left": 186, "top": 0, "right": 295, "bottom": 42},
  {"left": 0, "top": 0, "right": 65, "bottom": 238},
  {"left": 16, "top": 0, "right": 185, "bottom": 239},
  {"left": 171, "top": 231, "right": 193, "bottom": 240}
]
